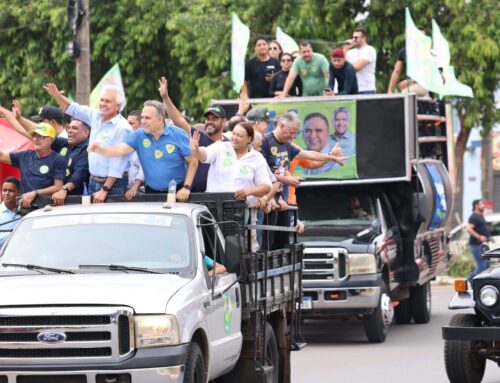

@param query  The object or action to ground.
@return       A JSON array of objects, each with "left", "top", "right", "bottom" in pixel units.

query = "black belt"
[{"left": 91, "top": 172, "right": 128, "bottom": 183}]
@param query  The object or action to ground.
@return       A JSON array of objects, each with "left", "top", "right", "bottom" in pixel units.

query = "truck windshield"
[
  {"left": 0, "top": 213, "right": 192, "bottom": 273},
  {"left": 299, "top": 189, "right": 376, "bottom": 240}
]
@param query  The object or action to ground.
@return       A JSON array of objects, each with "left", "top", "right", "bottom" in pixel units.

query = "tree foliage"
[{"left": 0, "top": 0, "right": 497, "bottom": 130}]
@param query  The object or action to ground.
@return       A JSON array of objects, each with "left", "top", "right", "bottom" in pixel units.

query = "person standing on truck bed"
[
  {"left": 325, "top": 48, "right": 358, "bottom": 96},
  {"left": 159, "top": 77, "right": 229, "bottom": 192},
  {"left": 0, "top": 122, "right": 66, "bottom": 208},
  {"left": 0, "top": 177, "right": 21, "bottom": 247},
  {"left": 467, "top": 199, "right": 491, "bottom": 281},
  {"left": 43, "top": 82, "right": 132, "bottom": 202},
  {"left": 1, "top": 104, "right": 91, "bottom": 206},
  {"left": 278, "top": 41, "right": 329, "bottom": 97},
  {"left": 344, "top": 28, "right": 377, "bottom": 94},
  {"left": 240, "top": 37, "right": 280, "bottom": 99},
  {"left": 88, "top": 100, "right": 196, "bottom": 202},
  {"left": 261, "top": 112, "right": 346, "bottom": 249}
]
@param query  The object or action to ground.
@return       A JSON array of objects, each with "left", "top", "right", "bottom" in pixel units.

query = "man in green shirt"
[{"left": 278, "top": 41, "right": 329, "bottom": 97}]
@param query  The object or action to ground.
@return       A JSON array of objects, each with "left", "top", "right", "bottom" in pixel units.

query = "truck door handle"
[{"left": 203, "top": 301, "right": 210, "bottom": 308}]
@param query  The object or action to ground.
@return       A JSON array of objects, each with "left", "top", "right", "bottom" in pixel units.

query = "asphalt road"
[{"left": 291, "top": 284, "right": 500, "bottom": 383}]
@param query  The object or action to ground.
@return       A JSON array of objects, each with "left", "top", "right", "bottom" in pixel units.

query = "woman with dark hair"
[
  {"left": 269, "top": 53, "right": 303, "bottom": 97},
  {"left": 189, "top": 122, "right": 271, "bottom": 203},
  {"left": 268, "top": 40, "right": 283, "bottom": 60}
]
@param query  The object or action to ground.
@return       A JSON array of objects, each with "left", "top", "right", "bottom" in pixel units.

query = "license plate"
[{"left": 301, "top": 296, "right": 312, "bottom": 310}]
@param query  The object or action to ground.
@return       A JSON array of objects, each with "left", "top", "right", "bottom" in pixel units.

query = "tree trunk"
[{"left": 453, "top": 112, "right": 470, "bottom": 225}]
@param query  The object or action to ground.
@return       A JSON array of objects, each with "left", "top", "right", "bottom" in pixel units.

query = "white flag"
[
  {"left": 231, "top": 13, "right": 250, "bottom": 93},
  {"left": 276, "top": 27, "right": 299, "bottom": 54}
]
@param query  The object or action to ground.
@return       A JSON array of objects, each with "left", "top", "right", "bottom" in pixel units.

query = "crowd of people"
[{"left": 0, "top": 26, "right": 427, "bottom": 252}]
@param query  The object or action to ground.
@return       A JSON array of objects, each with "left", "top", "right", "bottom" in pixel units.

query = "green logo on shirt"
[
  {"left": 240, "top": 166, "right": 248, "bottom": 174},
  {"left": 166, "top": 144, "right": 175, "bottom": 154},
  {"left": 59, "top": 147, "right": 68, "bottom": 156},
  {"left": 154, "top": 150, "right": 163, "bottom": 159},
  {"left": 143, "top": 139, "right": 151, "bottom": 148},
  {"left": 39, "top": 165, "right": 49, "bottom": 174}
]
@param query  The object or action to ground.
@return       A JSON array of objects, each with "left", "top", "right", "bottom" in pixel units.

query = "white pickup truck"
[{"left": 0, "top": 194, "right": 303, "bottom": 383}]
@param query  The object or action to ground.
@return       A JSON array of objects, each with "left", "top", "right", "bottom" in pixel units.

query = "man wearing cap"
[
  {"left": 88, "top": 100, "right": 196, "bottom": 202},
  {"left": 43, "top": 83, "right": 132, "bottom": 203},
  {"left": 159, "top": 77, "right": 229, "bottom": 192},
  {"left": 0, "top": 123, "right": 66, "bottom": 208},
  {"left": 10, "top": 100, "right": 68, "bottom": 138},
  {"left": 278, "top": 41, "right": 329, "bottom": 98},
  {"left": 0, "top": 105, "right": 90, "bottom": 205},
  {"left": 246, "top": 107, "right": 271, "bottom": 135},
  {"left": 326, "top": 48, "right": 358, "bottom": 95}
]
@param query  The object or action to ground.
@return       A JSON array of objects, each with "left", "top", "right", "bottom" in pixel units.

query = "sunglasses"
[
  {"left": 352, "top": 36, "right": 360, "bottom": 40},
  {"left": 281, "top": 59, "right": 292, "bottom": 63},
  {"left": 269, "top": 47, "right": 279, "bottom": 51}
]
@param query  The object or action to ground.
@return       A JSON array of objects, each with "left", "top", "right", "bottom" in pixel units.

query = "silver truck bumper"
[
  {"left": 303, "top": 286, "right": 380, "bottom": 311},
  {"left": 0, "top": 366, "right": 184, "bottom": 382}
]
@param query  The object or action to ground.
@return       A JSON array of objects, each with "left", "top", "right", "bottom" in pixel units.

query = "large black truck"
[{"left": 214, "top": 93, "right": 453, "bottom": 343}]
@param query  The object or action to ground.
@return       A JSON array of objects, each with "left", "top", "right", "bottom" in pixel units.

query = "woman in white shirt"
[{"left": 190, "top": 122, "right": 272, "bottom": 203}]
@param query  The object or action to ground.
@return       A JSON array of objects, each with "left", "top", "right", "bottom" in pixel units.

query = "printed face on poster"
[{"left": 258, "top": 100, "right": 358, "bottom": 179}]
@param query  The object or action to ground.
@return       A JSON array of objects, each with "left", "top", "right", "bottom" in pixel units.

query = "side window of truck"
[{"left": 198, "top": 214, "right": 225, "bottom": 269}]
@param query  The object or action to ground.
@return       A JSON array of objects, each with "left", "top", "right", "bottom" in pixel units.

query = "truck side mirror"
[{"left": 224, "top": 235, "right": 243, "bottom": 275}]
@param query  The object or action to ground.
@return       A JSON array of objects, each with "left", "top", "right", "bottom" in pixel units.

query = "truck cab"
[{"left": 0, "top": 195, "right": 303, "bottom": 383}]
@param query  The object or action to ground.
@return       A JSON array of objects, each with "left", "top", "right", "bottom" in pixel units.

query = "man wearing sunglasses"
[
  {"left": 241, "top": 37, "right": 280, "bottom": 99},
  {"left": 345, "top": 28, "right": 377, "bottom": 94}
]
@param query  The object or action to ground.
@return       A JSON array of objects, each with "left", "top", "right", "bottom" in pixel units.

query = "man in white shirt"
[
  {"left": 345, "top": 28, "right": 377, "bottom": 94},
  {"left": 0, "top": 177, "right": 21, "bottom": 247}
]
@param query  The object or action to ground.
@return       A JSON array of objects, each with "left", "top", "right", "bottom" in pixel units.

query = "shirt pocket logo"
[
  {"left": 143, "top": 139, "right": 151, "bottom": 148},
  {"left": 240, "top": 166, "right": 249, "bottom": 175},
  {"left": 39, "top": 165, "right": 49, "bottom": 174},
  {"left": 154, "top": 150, "right": 163, "bottom": 159},
  {"left": 60, "top": 147, "right": 68, "bottom": 156},
  {"left": 271, "top": 146, "right": 278, "bottom": 156},
  {"left": 166, "top": 144, "right": 176, "bottom": 154}
]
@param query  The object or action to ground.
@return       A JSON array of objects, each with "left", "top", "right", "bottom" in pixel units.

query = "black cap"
[
  {"left": 203, "top": 106, "right": 226, "bottom": 119},
  {"left": 31, "top": 106, "right": 64, "bottom": 125}
]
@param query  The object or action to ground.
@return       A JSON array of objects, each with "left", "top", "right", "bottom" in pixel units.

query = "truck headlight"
[
  {"left": 479, "top": 286, "right": 499, "bottom": 307},
  {"left": 135, "top": 315, "right": 180, "bottom": 348},
  {"left": 348, "top": 253, "right": 377, "bottom": 275}
]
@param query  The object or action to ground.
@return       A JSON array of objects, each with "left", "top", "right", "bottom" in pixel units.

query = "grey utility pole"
[{"left": 75, "top": 0, "right": 90, "bottom": 104}]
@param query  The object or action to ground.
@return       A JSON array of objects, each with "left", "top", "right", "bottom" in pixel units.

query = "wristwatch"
[
  {"left": 183, "top": 184, "right": 191, "bottom": 191},
  {"left": 102, "top": 186, "right": 111, "bottom": 192},
  {"left": 62, "top": 185, "right": 69, "bottom": 192}
]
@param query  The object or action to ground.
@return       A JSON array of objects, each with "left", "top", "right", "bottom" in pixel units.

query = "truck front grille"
[
  {"left": 0, "top": 307, "right": 134, "bottom": 365},
  {"left": 302, "top": 247, "right": 348, "bottom": 282}
]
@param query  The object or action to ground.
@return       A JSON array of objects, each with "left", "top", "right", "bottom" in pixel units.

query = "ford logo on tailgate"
[{"left": 37, "top": 331, "right": 67, "bottom": 344}]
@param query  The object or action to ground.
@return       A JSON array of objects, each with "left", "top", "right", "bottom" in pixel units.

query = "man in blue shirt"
[
  {"left": 44, "top": 82, "right": 132, "bottom": 203},
  {"left": 88, "top": 100, "right": 196, "bottom": 202},
  {"left": 0, "top": 177, "right": 21, "bottom": 247},
  {"left": 0, "top": 123, "right": 66, "bottom": 207}
]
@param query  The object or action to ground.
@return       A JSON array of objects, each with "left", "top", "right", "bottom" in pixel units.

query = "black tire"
[
  {"left": 363, "top": 285, "right": 393, "bottom": 343},
  {"left": 394, "top": 298, "right": 412, "bottom": 324},
  {"left": 264, "top": 322, "right": 280, "bottom": 383},
  {"left": 184, "top": 342, "right": 205, "bottom": 383},
  {"left": 411, "top": 281, "right": 431, "bottom": 324},
  {"left": 444, "top": 314, "right": 486, "bottom": 383}
]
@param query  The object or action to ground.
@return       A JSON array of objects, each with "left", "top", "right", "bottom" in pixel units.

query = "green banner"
[
  {"left": 89, "top": 63, "right": 126, "bottom": 111},
  {"left": 231, "top": 13, "right": 250, "bottom": 93},
  {"left": 258, "top": 100, "right": 358, "bottom": 179}
]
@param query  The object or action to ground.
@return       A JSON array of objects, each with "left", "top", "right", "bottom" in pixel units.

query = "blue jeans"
[
  {"left": 89, "top": 177, "right": 127, "bottom": 196},
  {"left": 467, "top": 244, "right": 490, "bottom": 281}
]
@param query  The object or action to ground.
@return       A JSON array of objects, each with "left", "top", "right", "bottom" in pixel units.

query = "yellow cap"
[{"left": 30, "top": 122, "right": 56, "bottom": 138}]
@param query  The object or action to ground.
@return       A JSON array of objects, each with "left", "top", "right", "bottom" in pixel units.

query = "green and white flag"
[
  {"left": 276, "top": 27, "right": 299, "bottom": 54},
  {"left": 231, "top": 13, "right": 250, "bottom": 93},
  {"left": 405, "top": 8, "right": 444, "bottom": 95},
  {"left": 432, "top": 19, "right": 473, "bottom": 98},
  {"left": 89, "top": 63, "right": 126, "bottom": 111}
]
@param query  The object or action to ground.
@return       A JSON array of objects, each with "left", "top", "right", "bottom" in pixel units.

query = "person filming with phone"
[{"left": 324, "top": 48, "right": 358, "bottom": 96}]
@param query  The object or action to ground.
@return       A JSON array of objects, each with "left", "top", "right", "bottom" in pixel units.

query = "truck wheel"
[
  {"left": 184, "top": 342, "right": 205, "bottom": 383},
  {"left": 394, "top": 298, "right": 412, "bottom": 324},
  {"left": 264, "top": 322, "right": 280, "bottom": 383},
  {"left": 363, "top": 285, "right": 393, "bottom": 343},
  {"left": 444, "top": 314, "right": 486, "bottom": 383},
  {"left": 410, "top": 281, "right": 431, "bottom": 324}
]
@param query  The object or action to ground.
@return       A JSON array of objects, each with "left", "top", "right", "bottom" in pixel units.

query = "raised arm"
[
  {"left": 159, "top": 77, "right": 191, "bottom": 134},
  {"left": 43, "top": 83, "right": 71, "bottom": 110},
  {"left": 88, "top": 142, "right": 135, "bottom": 157},
  {"left": 189, "top": 130, "right": 207, "bottom": 162},
  {"left": 0, "top": 105, "right": 30, "bottom": 139}
]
